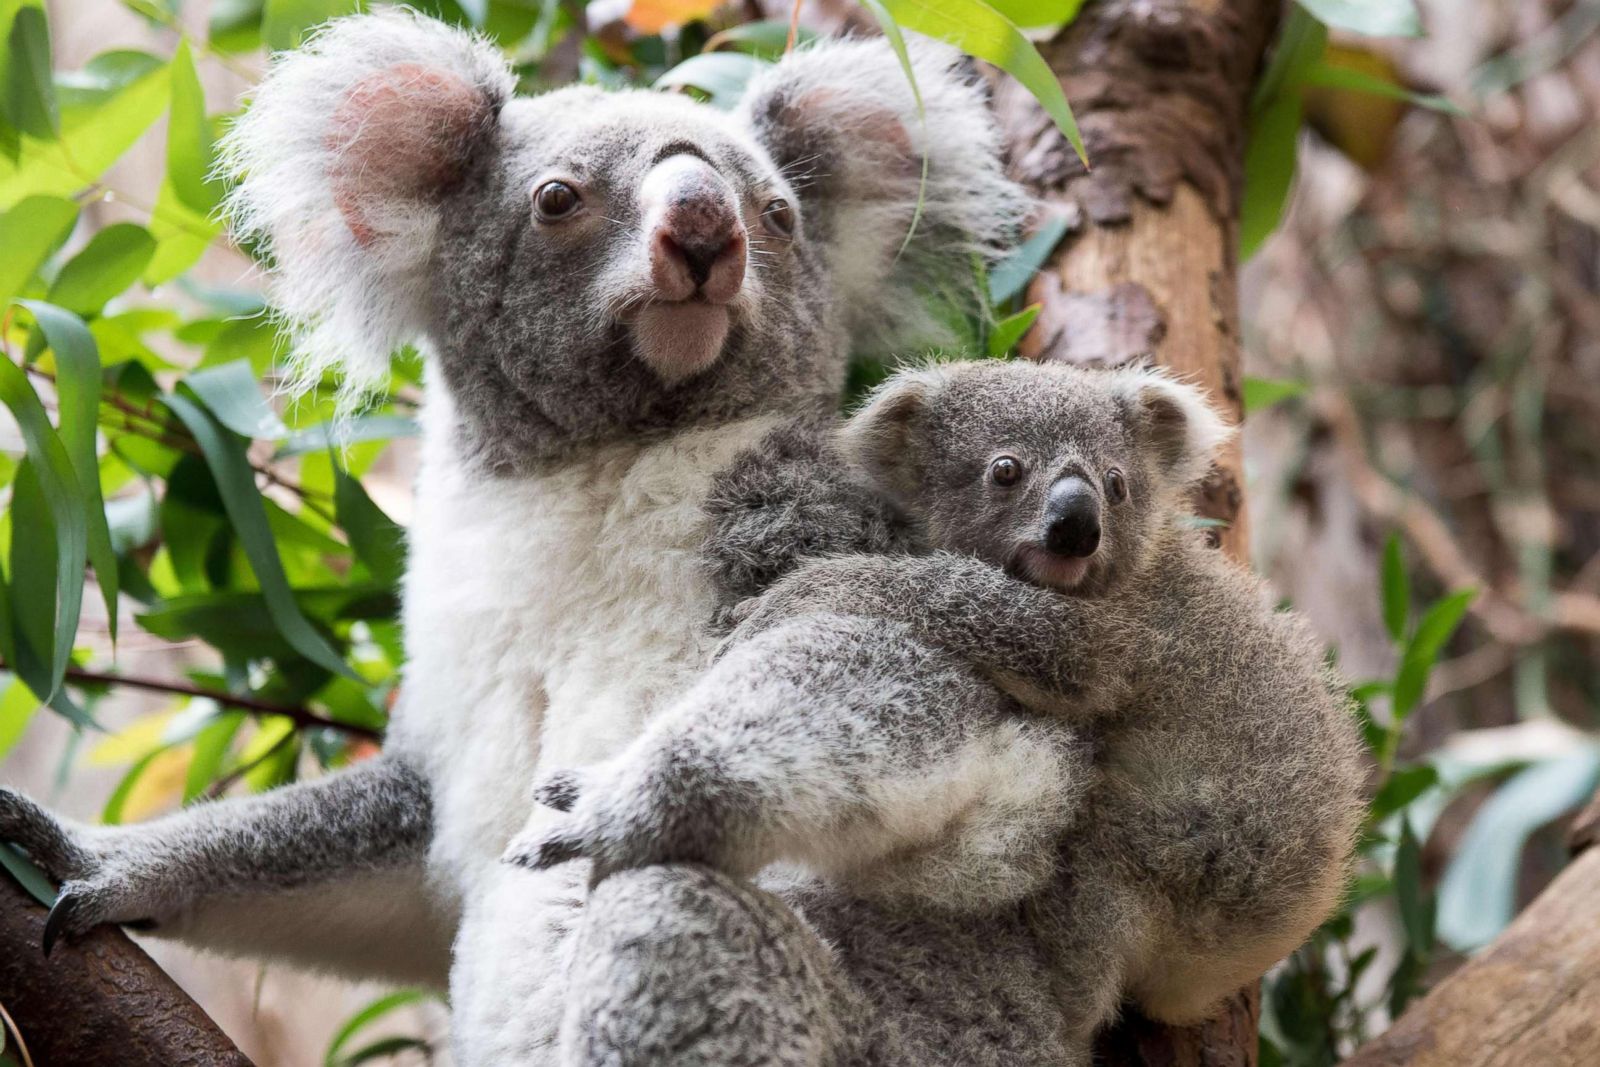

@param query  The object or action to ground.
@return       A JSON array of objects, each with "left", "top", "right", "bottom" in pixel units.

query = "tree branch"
[
  {"left": 0, "top": 872, "right": 251, "bottom": 1066},
  {"left": 1341, "top": 789, "right": 1600, "bottom": 1067}
]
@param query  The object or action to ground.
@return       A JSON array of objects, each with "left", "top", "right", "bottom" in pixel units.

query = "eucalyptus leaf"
[
  {"left": 46, "top": 222, "right": 156, "bottom": 316},
  {"left": 20, "top": 300, "right": 119, "bottom": 640},
  {"left": 4, "top": 5, "right": 56, "bottom": 139},
  {"left": 1380, "top": 533, "right": 1408, "bottom": 643},
  {"left": 166, "top": 38, "right": 222, "bottom": 214},
  {"left": 0, "top": 193, "right": 76, "bottom": 309},
  {"left": 986, "top": 304, "right": 1039, "bottom": 358},
  {"left": 880, "top": 0, "right": 1086, "bottom": 167},
  {"left": 1437, "top": 748, "right": 1600, "bottom": 951},
  {"left": 164, "top": 392, "right": 355, "bottom": 677},
  {"left": 987, "top": 214, "right": 1070, "bottom": 306},
  {"left": 325, "top": 989, "right": 434, "bottom": 1066},
  {"left": 0, "top": 839, "right": 55, "bottom": 905},
  {"left": 655, "top": 51, "right": 768, "bottom": 108},
  {"left": 0, "top": 356, "right": 86, "bottom": 701},
  {"left": 1297, "top": 0, "right": 1421, "bottom": 39}
]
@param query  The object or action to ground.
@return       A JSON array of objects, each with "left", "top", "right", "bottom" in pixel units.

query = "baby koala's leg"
[
  {"left": 507, "top": 612, "right": 1089, "bottom": 909},
  {"left": 0, "top": 754, "right": 450, "bottom": 985}
]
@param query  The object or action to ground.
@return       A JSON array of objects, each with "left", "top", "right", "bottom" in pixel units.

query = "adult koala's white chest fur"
[{"left": 393, "top": 396, "right": 783, "bottom": 893}]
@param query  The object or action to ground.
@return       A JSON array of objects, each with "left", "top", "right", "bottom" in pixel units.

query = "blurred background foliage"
[{"left": 0, "top": 0, "right": 1594, "bottom": 1064}]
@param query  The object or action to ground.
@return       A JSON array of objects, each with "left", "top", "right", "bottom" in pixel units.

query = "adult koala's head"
[
  {"left": 840, "top": 361, "right": 1233, "bottom": 596},
  {"left": 223, "top": 10, "right": 1024, "bottom": 472}
]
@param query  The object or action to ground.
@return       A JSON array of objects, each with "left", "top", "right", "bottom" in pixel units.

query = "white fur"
[
  {"left": 387, "top": 383, "right": 784, "bottom": 895},
  {"left": 219, "top": 11, "right": 513, "bottom": 409}
]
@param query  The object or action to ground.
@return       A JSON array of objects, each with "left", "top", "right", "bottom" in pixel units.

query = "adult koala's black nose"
[{"left": 1043, "top": 476, "right": 1101, "bottom": 558}]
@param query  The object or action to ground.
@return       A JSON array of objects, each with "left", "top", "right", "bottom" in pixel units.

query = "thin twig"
[
  {"left": 2, "top": 661, "right": 383, "bottom": 742},
  {"left": 0, "top": 995, "right": 37, "bottom": 1067}
]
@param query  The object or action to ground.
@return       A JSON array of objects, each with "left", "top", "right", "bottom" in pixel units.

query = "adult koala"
[{"left": 0, "top": 7, "right": 1023, "bottom": 1060}]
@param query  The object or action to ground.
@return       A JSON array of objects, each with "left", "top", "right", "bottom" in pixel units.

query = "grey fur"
[
  {"left": 0, "top": 756, "right": 450, "bottom": 983},
  {"left": 527, "top": 361, "right": 1365, "bottom": 1063}
]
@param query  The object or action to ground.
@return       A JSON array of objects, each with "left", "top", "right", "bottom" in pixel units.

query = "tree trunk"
[
  {"left": 0, "top": 873, "right": 250, "bottom": 1066},
  {"left": 1339, "top": 793, "right": 1600, "bottom": 1067},
  {"left": 991, "top": 0, "right": 1281, "bottom": 1061}
]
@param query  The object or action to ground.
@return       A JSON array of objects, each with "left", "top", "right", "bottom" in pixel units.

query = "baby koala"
[{"left": 513, "top": 360, "right": 1363, "bottom": 1040}]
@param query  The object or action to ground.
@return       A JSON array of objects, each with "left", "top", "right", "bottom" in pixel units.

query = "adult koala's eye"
[
  {"left": 761, "top": 198, "right": 795, "bottom": 237},
  {"left": 534, "top": 181, "right": 581, "bottom": 220},
  {"left": 990, "top": 456, "right": 1023, "bottom": 487},
  {"left": 1104, "top": 468, "right": 1128, "bottom": 503}
]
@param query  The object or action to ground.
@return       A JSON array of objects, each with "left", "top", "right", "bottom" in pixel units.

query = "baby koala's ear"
[
  {"left": 1122, "top": 369, "right": 1235, "bottom": 487},
  {"left": 736, "top": 38, "right": 1026, "bottom": 348},
  {"left": 220, "top": 11, "right": 513, "bottom": 405},
  {"left": 837, "top": 367, "right": 946, "bottom": 500}
]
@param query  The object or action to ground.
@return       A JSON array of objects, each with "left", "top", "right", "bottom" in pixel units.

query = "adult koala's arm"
[
  {"left": 728, "top": 551, "right": 1145, "bottom": 717},
  {"left": 0, "top": 755, "right": 452, "bottom": 986}
]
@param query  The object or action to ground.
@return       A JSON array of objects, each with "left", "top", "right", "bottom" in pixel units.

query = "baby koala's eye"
[
  {"left": 990, "top": 456, "right": 1023, "bottom": 487},
  {"left": 1104, "top": 468, "right": 1128, "bottom": 504},
  {"left": 534, "top": 180, "right": 581, "bottom": 221},
  {"left": 761, "top": 198, "right": 795, "bottom": 237}
]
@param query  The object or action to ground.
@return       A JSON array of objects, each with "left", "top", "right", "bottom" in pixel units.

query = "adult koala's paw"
[
  {"left": 503, "top": 758, "right": 745, "bottom": 883},
  {"left": 0, "top": 788, "right": 163, "bottom": 954}
]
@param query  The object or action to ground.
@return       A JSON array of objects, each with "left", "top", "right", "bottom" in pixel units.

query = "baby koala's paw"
[
  {"left": 503, "top": 755, "right": 745, "bottom": 883},
  {"left": 0, "top": 788, "right": 166, "bottom": 954}
]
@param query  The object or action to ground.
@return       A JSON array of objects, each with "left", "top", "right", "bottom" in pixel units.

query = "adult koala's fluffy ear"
[
  {"left": 221, "top": 11, "right": 513, "bottom": 405},
  {"left": 837, "top": 367, "right": 947, "bottom": 500},
  {"left": 737, "top": 39, "right": 1026, "bottom": 349},
  {"left": 1120, "top": 368, "right": 1235, "bottom": 487}
]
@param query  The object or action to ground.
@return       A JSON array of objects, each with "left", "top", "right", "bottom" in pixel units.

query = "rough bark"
[
  {"left": 1340, "top": 795, "right": 1600, "bottom": 1067},
  {"left": 991, "top": 0, "right": 1280, "bottom": 1060},
  {"left": 0, "top": 873, "right": 250, "bottom": 1067}
]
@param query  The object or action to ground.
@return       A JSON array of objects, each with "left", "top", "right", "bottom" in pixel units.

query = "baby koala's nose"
[
  {"left": 642, "top": 154, "right": 746, "bottom": 304},
  {"left": 1043, "top": 476, "right": 1102, "bottom": 559}
]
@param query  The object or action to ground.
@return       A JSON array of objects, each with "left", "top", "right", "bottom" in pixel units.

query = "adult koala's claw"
[{"left": 41, "top": 892, "right": 76, "bottom": 956}]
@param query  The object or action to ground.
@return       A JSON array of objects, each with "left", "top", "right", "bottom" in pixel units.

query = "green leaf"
[
  {"left": 1436, "top": 747, "right": 1600, "bottom": 951},
  {"left": 45, "top": 222, "right": 156, "bottom": 316},
  {"left": 101, "top": 748, "right": 161, "bottom": 824},
  {"left": 702, "top": 20, "right": 817, "bottom": 59},
  {"left": 986, "top": 304, "right": 1039, "bottom": 358},
  {"left": 334, "top": 466, "right": 405, "bottom": 589},
  {"left": 1240, "top": 87, "right": 1303, "bottom": 260},
  {"left": 0, "top": 58, "right": 169, "bottom": 209},
  {"left": 1392, "top": 588, "right": 1475, "bottom": 719},
  {"left": 163, "top": 392, "right": 355, "bottom": 678},
  {"left": 881, "top": 0, "right": 1086, "bottom": 167},
  {"left": 336, "top": 1037, "right": 431, "bottom": 1066},
  {"left": 20, "top": 300, "right": 118, "bottom": 641},
  {"left": 1241, "top": 376, "right": 1308, "bottom": 413},
  {"left": 325, "top": 989, "right": 433, "bottom": 1066},
  {"left": 185, "top": 359, "right": 289, "bottom": 440},
  {"left": 166, "top": 38, "right": 222, "bottom": 214},
  {"left": 1252, "top": 5, "right": 1328, "bottom": 112},
  {"left": 1380, "top": 533, "right": 1409, "bottom": 643},
  {"left": 1369, "top": 763, "right": 1436, "bottom": 822},
  {"left": 0, "top": 839, "right": 55, "bottom": 905},
  {"left": 276, "top": 414, "right": 419, "bottom": 457},
  {"left": 982, "top": 0, "right": 1084, "bottom": 29},
  {"left": 987, "top": 213, "right": 1070, "bottom": 306},
  {"left": 3, "top": 5, "right": 56, "bottom": 139},
  {"left": 655, "top": 52, "right": 769, "bottom": 108},
  {"left": 184, "top": 709, "right": 243, "bottom": 801},
  {"left": 0, "top": 356, "right": 85, "bottom": 701},
  {"left": 0, "top": 193, "right": 76, "bottom": 308},
  {"left": 1392, "top": 814, "right": 1429, "bottom": 953},
  {"left": 210, "top": 0, "right": 265, "bottom": 53},
  {"left": 0, "top": 674, "right": 38, "bottom": 760},
  {"left": 1297, "top": 0, "right": 1421, "bottom": 39},
  {"left": 144, "top": 176, "right": 223, "bottom": 285},
  {"left": 262, "top": 0, "right": 363, "bottom": 52},
  {"left": 1303, "top": 60, "right": 1463, "bottom": 115}
]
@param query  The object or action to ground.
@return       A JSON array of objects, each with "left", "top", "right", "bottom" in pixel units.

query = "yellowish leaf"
[
  {"left": 116, "top": 746, "right": 191, "bottom": 823},
  {"left": 87, "top": 709, "right": 176, "bottom": 766}
]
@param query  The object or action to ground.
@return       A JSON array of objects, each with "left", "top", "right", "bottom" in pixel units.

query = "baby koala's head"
[{"left": 839, "top": 361, "right": 1233, "bottom": 595}]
